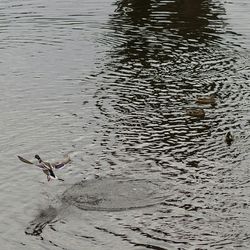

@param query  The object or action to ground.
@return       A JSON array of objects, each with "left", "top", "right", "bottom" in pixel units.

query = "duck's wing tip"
[
  {"left": 17, "top": 155, "right": 34, "bottom": 165},
  {"left": 53, "top": 155, "right": 71, "bottom": 169}
]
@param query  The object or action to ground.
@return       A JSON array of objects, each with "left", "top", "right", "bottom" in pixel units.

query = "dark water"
[{"left": 1, "top": 0, "right": 250, "bottom": 249}]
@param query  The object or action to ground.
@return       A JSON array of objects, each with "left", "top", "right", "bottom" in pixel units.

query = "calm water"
[{"left": 1, "top": 0, "right": 250, "bottom": 249}]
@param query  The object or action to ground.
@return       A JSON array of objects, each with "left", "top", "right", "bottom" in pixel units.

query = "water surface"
[{"left": 0, "top": 0, "right": 250, "bottom": 249}]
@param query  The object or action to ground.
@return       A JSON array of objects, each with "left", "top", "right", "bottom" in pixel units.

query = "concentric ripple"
[{"left": 62, "top": 178, "right": 165, "bottom": 211}]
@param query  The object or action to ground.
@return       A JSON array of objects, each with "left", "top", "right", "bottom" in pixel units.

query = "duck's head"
[{"left": 35, "top": 154, "right": 41, "bottom": 161}]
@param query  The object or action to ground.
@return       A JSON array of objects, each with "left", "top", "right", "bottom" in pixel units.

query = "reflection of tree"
[
  {"left": 111, "top": 0, "right": 152, "bottom": 66},
  {"left": 161, "top": 0, "right": 210, "bottom": 33},
  {"left": 111, "top": 0, "right": 225, "bottom": 65},
  {"left": 115, "top": 0, "right": 151, "bottom": 25}
]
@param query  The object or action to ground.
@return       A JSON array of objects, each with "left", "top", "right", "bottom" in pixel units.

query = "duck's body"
[
  {"left": 18, "top": 154, "right": 71, "bottom": 181},
  {"left": 186, "top": 108, "right": 205, "bottom": 118},
  {"left": 195, "top": 95, "right": 216, "bottom": 105},
  {"left": 34, "top": 155, "right": 58, "bottom": 181}
]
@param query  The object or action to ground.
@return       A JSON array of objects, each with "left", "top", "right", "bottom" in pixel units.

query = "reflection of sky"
[{"left": 224, "top": 1, "right": 250, "bottom": 49}]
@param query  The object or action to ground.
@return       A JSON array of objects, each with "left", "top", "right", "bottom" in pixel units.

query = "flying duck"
[{"left": 17, "top": 154, "right": 71, "bottom": 181}]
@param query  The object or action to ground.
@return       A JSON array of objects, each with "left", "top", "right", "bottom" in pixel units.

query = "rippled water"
[{"left": 1, "top": 0, "right": 250, "bottom": 249}]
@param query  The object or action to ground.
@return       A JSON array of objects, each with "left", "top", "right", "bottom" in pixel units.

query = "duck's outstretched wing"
[
  {"left": 17, "top": 156, "right": 34, "bottom": 165},
  {"left": 18, "top": 155, "right": 45, "bottom": 169},
  {"left": 53, "top": 155, "right": 71, "bottom": 169}
]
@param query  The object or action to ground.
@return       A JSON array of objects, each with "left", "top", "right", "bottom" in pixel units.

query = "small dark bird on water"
[
  {"left": 186, "top": 108, "right": 205, "bottom": 118},
  {"left": 18, "top": 154, "right": 71, "bottom": 181},
  {"left": 225, "top": 131, "right": 233, "bottom": 145},
  {"left": 195, "top": 95, "right": 216, "bottom": 105}
]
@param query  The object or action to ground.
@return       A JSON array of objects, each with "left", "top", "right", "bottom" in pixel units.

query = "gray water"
[{"left": 1, "top": 0, "right": 250, "bottom": 249}]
